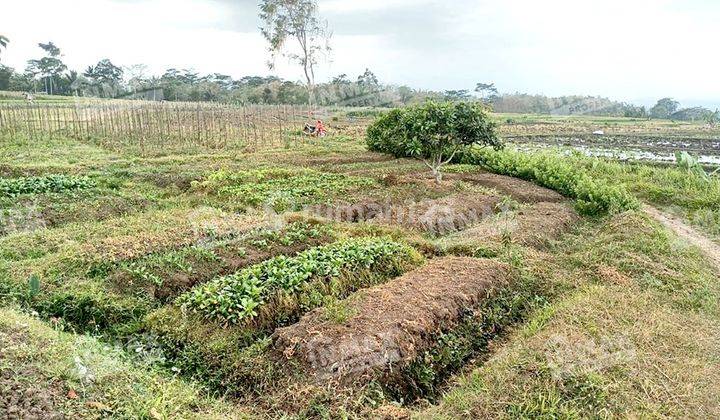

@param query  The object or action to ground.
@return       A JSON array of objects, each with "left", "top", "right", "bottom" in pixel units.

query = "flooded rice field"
[{"left": 510, "top": 134, "right": 720, "bottom": 166}]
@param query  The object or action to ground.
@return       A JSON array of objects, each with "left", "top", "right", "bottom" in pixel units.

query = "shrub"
[
  {"left": 459, "top": 148, "right": 639, "bottom": 216},
  {"left": 366, "top": 101, "right": 501, "bottom": 182},
  {"left": 0, "top": 174, "right": 95, "bottom": 198},
  {"left": 176, "top": 237, "right": 421, "bottom": 325}
]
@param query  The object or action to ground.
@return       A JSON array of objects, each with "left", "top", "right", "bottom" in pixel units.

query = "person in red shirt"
[{"left": 314, "top": 120, "right": 326, "bottom": 137}]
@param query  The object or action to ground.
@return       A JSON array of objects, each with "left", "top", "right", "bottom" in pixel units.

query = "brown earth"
[
  {"left": 0, "top": 369, "right": 66, "bottom": 420},
  {"left": 273, "top": 257, "right": 511, "bottom": 383},
  {"left": 0, "top": 329, "right": 66, "bottom": 420},
  {"left": 446, "top": 172, "right": 565, "bottom": 204},
  {"left": 310, "top": 194, "right": 502, "bottom": 236},
  {"left": 454, "top": 202, "right": 578, "bottom": 248}
]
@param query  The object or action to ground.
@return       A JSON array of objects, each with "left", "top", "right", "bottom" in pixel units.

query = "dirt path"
[{"left": 644, "top": 205, "right": 720, "bottom": 271}]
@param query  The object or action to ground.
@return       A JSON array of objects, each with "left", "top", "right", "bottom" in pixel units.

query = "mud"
[{"left": 273, "top": 257, "right": 511, "bottom": 382}]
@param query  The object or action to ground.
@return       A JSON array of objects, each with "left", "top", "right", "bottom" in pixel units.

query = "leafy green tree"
[
  {"left": 357, "top": 68, "right": 379, "bottom": 89},
  {"left": 0, "top": 65, "right": 12, "bottom": 90},
  {"left": 331, "top": 73, "right": 350, "bottom": 85},
  {"left": 443, "top": 89, "right": 471, "bottom": 101},
  {"left": 84, "top": 59, "right": 124, "bottom": 97},
  {"left": 260, "top": 0, "right": 331, "bottom": 105},
  {"left": 650, "top": 97, "right": 680, "bottom": 119},
  {"left": 26, "top": 42, "right": 67, "bottom": 95},
  {"left": 475, "top": 82, "right": 498, "bottom": 103},
  {"left": 367, "top": 101, "right": 502, "bottom": 182}
]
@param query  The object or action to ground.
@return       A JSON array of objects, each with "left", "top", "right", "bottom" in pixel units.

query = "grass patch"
[
  {"left": 0, "top": 307, "right": 243, "bottom": 418},
  {"left": 419, "top": 212, "right": 720, "bottom": 418},
  {"left": 197, "top": 168, "right": 377, "bottom": 212}
]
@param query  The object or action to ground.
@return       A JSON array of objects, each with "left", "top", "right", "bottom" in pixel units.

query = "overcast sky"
[{"left": 1, "top": 0, "right": 719, "bottom": 107}]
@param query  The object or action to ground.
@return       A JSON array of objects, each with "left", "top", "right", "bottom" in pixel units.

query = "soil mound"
[
  {"left": 273, "top": 257, "right": 511, "bottom": 382},
  {"left": 448, "top": 172, "right": 565, "bottom": 204},
  {"left": 455, "top": 202, "right": 578, "bottom": 247},
  {"left": 311, "top": 194, "right": 502, "bottom": 235}
]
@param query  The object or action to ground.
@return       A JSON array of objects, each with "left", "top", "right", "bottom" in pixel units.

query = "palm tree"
[{"left": 0, "top": 35, "right": 8, "bottom": 57}]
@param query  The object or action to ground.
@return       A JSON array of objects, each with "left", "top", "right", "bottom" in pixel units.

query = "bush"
[
  {"left": 366, "top": 102, "right": 501, "bottom": 181},
  {"left": 459, "top": 148, "right": 639, "bottom": 216}
]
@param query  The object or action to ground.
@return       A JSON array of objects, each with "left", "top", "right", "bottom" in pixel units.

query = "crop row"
[
  {"left": 176, "top": 237, "right": 420, "bottom": 325},
  {"left": 0, "top": 174, "right": 95, "bottom": 198}
]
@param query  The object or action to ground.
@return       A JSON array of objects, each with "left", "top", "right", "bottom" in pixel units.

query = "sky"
[{"left": 1, "top": 0, "right": 719, "bottom": 108}]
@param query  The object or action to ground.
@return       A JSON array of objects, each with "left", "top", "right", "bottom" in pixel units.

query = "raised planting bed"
[
  {"left": 0, "top": 174, "right": 95, "bottom": 198},
  {"left": 106, "top": 221, "right": 334, "bottom": 301},
  {"left": 449, "top": 202, "right": 579, "bottom": 249},
  {"left": 196, "top": 168, "right": 377, "bottom": 212},
  {"left": 309, "top": 194, "right": 502, "bottom": 236},
  {"left": 145, "top": 237, "right": 423, "bottom": 395},
  {"left": 175, "top": 237, "right": 423, "bottom": 327},
  {"left": 273, "top": 256, "right": 512, "bottom": 383},
  {"left": 445, "top": 172, "right": 565, "bottom": 204}
]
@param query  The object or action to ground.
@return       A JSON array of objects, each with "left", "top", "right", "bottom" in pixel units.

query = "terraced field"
[{"left": 2, "top": 117, "right": 720, "bottom": 418}]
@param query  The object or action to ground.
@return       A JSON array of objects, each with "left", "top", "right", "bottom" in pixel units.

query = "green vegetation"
[
  {"left": 0, "top": 174, "right": 95, "bottom": 197},
  {"left": 422, "top": 212, "right": 720, "bottom": 419},
  {"left": 459, "top": 147, "right": 640, "bottom": 216},
  {"left": 199, "top": 168, "right": 376, "bottom": 211},
  {"left": 177, "top": 237, "right": 421, "bottom": 325},
  {"left": 1, "top": 102, "right": 719, "bottom": 417},
  {"left": 366, "top": 101, "right": 501, "bottom": 181},
  {"left": 0, "top": 307, "right": 242, "bottom": 418}
]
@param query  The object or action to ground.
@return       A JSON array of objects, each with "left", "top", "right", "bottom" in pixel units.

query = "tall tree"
[
  {"left": 26, "top": 42, "right": 67, "bottom": 95},
  {"left": 475, "top": 82, "right": 498, "bottom": 103},
  {"left": 0, "top": 35, "right": 9, "bottom": 61},
  {"left": 260, "top": 0, "right": 331, "bottom": 105},
  {"left": 84, "top": 59, "right": 124, "bottom": 97},
  {"left": 650, "top": 97, "right": 680, "bottom": 119}
]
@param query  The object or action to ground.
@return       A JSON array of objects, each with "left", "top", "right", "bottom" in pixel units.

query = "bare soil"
[
  {"left": 311, "top": 194, "right": 502, "bottom": 236},
  {"left": 273, "top": 257, "right": 511, "bottom": 382},
  {"left": 446, "top": 172, "right": 565, "bottom": 204},
  {"left": 455, "top": 202, "right": 578, "bottom": 248},
  {"left": 0, "top": 330, "right": 65, "bottom": 420}
]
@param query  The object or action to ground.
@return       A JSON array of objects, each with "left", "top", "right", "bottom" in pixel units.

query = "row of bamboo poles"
[{"left": 0, "top": 101, "right": 339, "bottom": 154}]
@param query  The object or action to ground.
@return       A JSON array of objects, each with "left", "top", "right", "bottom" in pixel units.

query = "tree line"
[{"left": 0, "top": 28, "right": 716, "bottom": 122}]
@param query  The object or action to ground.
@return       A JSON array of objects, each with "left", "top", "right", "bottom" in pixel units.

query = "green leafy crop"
[
  {"left": 177, "top": 237, "right": 418, "bottom": 325},
  {"left": 0, "top": 174, "right": 95, "bottom": 198}
]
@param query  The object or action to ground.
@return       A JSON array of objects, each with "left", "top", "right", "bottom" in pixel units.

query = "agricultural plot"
[
  {"left": 1, "top": 103, "right": 720, "bottom": 418},
  {"left": 500, "top": 114, "right": 720, "bottom": 166}
]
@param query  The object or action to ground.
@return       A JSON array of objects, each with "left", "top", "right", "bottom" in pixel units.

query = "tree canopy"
[
  {"left": 259, "top": 0, "right": 331, "bottom": 105},
  {"left": 367, "top": 101, "right": 502, "bottom": 182}
]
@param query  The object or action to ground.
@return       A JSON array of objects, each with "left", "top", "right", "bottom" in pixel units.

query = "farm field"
[{"left": 1, "top": 101, "right": 720, "bottom": 418}]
